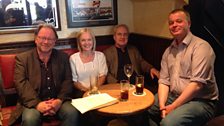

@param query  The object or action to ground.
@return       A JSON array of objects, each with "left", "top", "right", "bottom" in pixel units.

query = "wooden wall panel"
[
  {"left": 0, "top": 35, "right": 114, "bottom": 54},
  {"left": 0, "top": 34, "right": 171, "bottom": 69},
  {"left": 129, "top": 33, "right": 171, "bottom": 70}
]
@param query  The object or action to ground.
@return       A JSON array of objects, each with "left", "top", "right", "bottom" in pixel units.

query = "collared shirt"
[
  {"left": 116, "top": 47, "right": 136, "bottom": 84},
  {"left": 159, "top": 32, "right": 219, "bottom": 100},
  {"left": 39, "top": 58, "right": 56, "bottom": 100}
]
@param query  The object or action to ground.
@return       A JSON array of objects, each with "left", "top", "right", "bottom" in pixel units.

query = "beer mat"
[
  {"left": 132, "top": 91, "right": 146, "bottom": 96},
  {"left": 129, "top": 85, "right": 135, "bottom": 90}
]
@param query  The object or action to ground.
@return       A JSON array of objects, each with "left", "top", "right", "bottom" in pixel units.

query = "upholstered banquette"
[{"left": 0, "top": 45, "right": 110, "bottom": 126}]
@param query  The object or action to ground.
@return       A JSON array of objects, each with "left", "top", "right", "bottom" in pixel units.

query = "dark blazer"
[
  {"left": 9, "top": 48, "right": 73, "bottom": 125},
  {"left": 103, "top": 45, "right": 153, "bottom": 83}
]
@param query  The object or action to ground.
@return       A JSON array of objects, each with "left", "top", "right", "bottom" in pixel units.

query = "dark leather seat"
[{"left": 205, "top": 115, "right": 224, "bottom": 126}]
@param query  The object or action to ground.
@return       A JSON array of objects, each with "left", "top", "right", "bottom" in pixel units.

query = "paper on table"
[{"left": 71, "top": 93, "right": 118, "bottom": 114}]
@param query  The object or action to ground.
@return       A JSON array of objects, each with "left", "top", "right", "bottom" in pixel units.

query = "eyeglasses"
[
  {"left": 37, "top": 36, "right": 56, "bottom": 42},
  {"left": 116, "top": 33, "right": 128, "bottom": 37}
]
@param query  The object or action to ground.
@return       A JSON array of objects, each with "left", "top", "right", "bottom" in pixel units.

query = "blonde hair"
[{"left": 76, "top": 28, "right": 96, "bottom": 51}]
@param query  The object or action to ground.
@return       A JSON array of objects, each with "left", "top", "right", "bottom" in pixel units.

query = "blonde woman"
[{"left": 70, "top": 28, "right": 108, "bottom": 97}]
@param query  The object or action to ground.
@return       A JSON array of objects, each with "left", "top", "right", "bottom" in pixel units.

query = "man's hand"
[
  {"left": 36, "top": 99, "right": 62, "bottom": 116},
  {"left": 36, "top": 101, "right": 54, "bottom": 114},
  {"left": 164, "top": 104, "right": 177, "bottom": 115},
  {"left": 160, "top": 103, "right": 177, "bottom": 118},
  {"left": 43, "top": 99, "right": 56, "bottom": 116},
  {"left": 160, "top": 106, "right": 166, "bottom": 118},
  {"left": 51, "top": 99, "right": 62, "bottom": 113},
  {"left": 150, "top": 68, "right": 160, "bottom": 79}
]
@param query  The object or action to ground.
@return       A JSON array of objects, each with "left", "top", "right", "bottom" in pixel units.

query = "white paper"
[{"left": 71, "top": 93, "right": 118, "bottom": 114}]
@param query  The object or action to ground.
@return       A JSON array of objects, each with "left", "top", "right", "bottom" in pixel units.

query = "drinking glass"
[
  {"left": 89, "top": 75, "right": 99, "bottom": 95},
  {"left": 120, "top": 80, "right": 129, "bottom": 101},
  {"left": 124, "top": 64, "right": 133, "bottom": 83},
  {"left": 135, "top": 75, "right": 144, "bottom": 95}
]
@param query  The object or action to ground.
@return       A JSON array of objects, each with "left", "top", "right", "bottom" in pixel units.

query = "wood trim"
[
  {"left": 129, "top": 33, "right": 171, "bottom": 69},
  {"left": 0, "top": 35, "right": 114, "bottom": 54},
  {"left": 0, "top": 33, "right": 171, "bottom": 70}
]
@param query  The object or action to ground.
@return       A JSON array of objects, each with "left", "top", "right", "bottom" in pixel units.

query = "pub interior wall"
[{"left": 0, "top": 0, "right": 185, "bottom": 44}]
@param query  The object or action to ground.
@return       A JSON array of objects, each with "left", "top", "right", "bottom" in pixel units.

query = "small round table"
[{"left": 86, "top": 83, "right": 155, "bottom": 116}]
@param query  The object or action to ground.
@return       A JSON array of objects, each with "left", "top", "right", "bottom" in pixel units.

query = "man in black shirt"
[{"left": 103, "top": 24, "right": 160, "bottom": 84}]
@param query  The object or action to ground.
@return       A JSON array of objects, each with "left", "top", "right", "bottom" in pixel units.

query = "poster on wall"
[
  {"left": 0, "top": 0, "right": 60, "bottom": 34},
  {"left": 65, "top": 0, "right": 117, "bottom": 28}
]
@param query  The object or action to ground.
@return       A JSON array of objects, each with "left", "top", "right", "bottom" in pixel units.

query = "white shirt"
[{"left": 70, "top": 51, "right": 108, "bottom": 89}]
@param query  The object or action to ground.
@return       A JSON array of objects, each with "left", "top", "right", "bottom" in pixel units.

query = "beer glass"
[
  {"left": 120, "top": 80, "right": 129, "bottom": 101},
  {"left": 135, "top": 75, "right": 144, "bottom": 95}
]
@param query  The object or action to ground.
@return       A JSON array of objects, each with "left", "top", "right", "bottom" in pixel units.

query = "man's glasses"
[
  {"left": 116, "top": 33, "right": 128, "bottom": 37},
  {"left": 37, "top": 36, "right": 56, "bottom": 42}
]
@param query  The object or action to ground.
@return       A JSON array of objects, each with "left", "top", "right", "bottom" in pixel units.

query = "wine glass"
[{"left": 124, "top": 64, "right": 133, "bottom": 83}]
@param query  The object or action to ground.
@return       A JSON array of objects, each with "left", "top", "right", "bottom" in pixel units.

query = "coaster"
[
  {"left": 132, "top": 91, "right": 146, "bottom": 96},
  {"left": 129, "top": 84, "right": 135, "bottom": 90}
]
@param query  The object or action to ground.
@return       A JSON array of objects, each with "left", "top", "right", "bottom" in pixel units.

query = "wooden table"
[{"left": 88, "top": 83, "right": 155, "bottom": 116}]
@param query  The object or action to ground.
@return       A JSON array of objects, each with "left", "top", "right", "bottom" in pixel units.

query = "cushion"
[
  {"left": 1, "top": 106, "right": 60, "bottom": 126},
  {"left": 0, "top": 54, "right": 16, "bottom": 89},
  {"left": 1, "top": 106, "right": 17, "bottom": 126},
  {"left": 61, "top": 45, "right": 111, "bottom": 57},
  {"left": 61, "top": 49, "right": 78, "bottom": 57},
  {"left": 96, "top": 45, "right": 111, "bottom": 52},
  {"left": 205, "top": 115, "right": 224, "bottom": 126}
]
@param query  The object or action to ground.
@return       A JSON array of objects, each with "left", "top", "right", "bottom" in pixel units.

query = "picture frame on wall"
[
  {"left": 65, "top": 0, "right": 117, "bottom": 28},
  {"left": 0, "top": 0, "right": 61, "bottom": 34}
]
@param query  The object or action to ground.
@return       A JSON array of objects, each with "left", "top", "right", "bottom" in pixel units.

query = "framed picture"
[
  {"left": 0, "top": 0, "right": 61, "bottom": 34},
  {"left": 65, "top": 0, "right": 117, "bottom": 28}
]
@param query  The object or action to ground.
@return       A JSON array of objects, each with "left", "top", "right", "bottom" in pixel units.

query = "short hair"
[
  {"left": 34, "top": 24, "right": 58, "bottom": 39},
  {"left": 76, "top": 28, "right": 96, "bottom": 51},
  {"left": 113, "top": 24, "right": 130, "bottom": 35},
  {"left": 169, "top": 8, "right": 191, "bottom": 22}
]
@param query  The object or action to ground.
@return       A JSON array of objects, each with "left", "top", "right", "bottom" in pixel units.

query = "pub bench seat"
[
  {"left": 205, "top": 115, "right": 224, "bottom": 126},
  {"left": 0, "top": 45, "right": 110, "bottom": 126}
]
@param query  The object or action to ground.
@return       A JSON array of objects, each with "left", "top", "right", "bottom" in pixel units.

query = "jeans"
[
  {"left": 21, "top": 101, "right": 79, "bottom": 126},
  {"left": 148, "top": 93, "right": 217, "bottom": 126}
]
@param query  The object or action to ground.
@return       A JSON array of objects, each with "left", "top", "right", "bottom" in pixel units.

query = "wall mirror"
[{"left": 0, "top": 0, "right": 60, "bottom": 34}]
